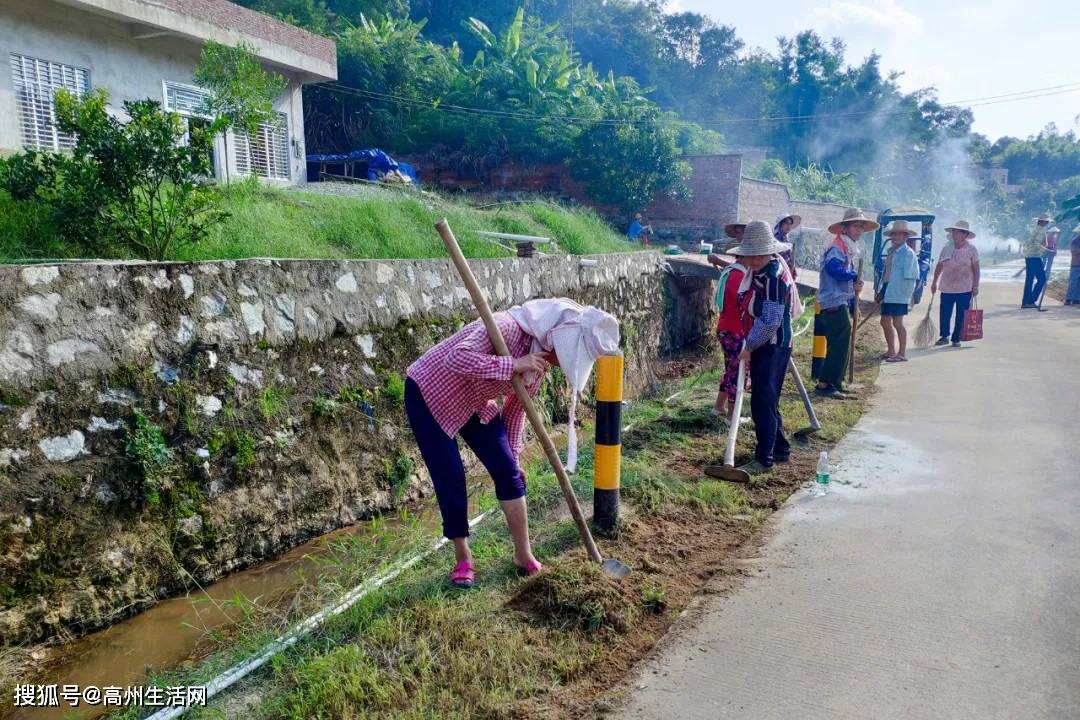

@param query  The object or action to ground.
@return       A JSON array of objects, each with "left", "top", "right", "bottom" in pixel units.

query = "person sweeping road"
[
  {"left": 814, "top": 208, "right": 877, "bottom": 398},
  {"left": 728, "top": 220, "right": 797, "bottom": 477},
  {"left": 405, "top": 298, "right": 619, "bottom": 588},
  {"left": 931, "top": 220, "right": 981, "bottom": 347},
  {"left": 1021, "top": 212, "right": 1052, "bottom": 308},
  {"left": 878, "top": 220, "right": 921, "bottom": 362}
]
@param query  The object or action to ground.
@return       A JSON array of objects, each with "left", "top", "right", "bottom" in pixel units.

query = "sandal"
[
  {"left": 514, "top": 559, "right": 543, "bottom": 577},
  {"left": 449, "top": 560, "right": 475, "bottom": 588},
  {"left": 885, "top": 356, "right": 907, "bottom": 363},
  {"left": 881, "top": 352, "right": 895, "bottom": 360}
]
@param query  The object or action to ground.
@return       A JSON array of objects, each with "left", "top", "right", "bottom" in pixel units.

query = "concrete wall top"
[
  {"left": 52, "top": 0, "right": 337, "bottom": 81},
  {"left": 0, "top": 253, "right": 663, "bottom": 390}
]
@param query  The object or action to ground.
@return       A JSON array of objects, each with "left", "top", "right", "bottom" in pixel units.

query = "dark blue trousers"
[
  {"left": 939, "top": 291, "right": 972, "bottom": 343},
  {"left": 404, "top": 379, "right": 526, "bottom": 539},
  {"left": 749, "top": 343, "right": 791, "bottom": 467},
  {"left": 1022, "top": 257, "right": 1046, "bottom": 305}
]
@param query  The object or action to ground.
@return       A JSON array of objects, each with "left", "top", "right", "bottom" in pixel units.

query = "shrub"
[{"left": 1, "top": 89, "right": 227, "bottom": 261}]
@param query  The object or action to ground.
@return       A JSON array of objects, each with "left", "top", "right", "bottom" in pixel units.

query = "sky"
[{"left": 665, "top": 0, "right": 1080, "bottom": 141}]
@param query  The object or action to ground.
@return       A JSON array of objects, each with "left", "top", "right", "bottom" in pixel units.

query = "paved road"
[{"left": 620, "top": 277, "right": 1080, "bottom": 720}]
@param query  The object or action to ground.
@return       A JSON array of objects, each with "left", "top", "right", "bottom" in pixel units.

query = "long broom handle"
[
  {"left": 848, "top": 258, "right": 864, "bottom": 384},
  {"left": 787, "top": 357, "right": 820, "bottom": 431},
  {"left": 723, "top": 358, "right": 746, "bottom": 468},
  {"left": 434, "top": 219, "right": 604, "bottom": 565}
]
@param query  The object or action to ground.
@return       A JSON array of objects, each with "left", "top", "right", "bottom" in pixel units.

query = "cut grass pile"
[
  {"left": 0, "top": 181, "right": 637, "bottom": 263},
  {"left": 87, "top": 322, "right": 883, "bottom": 720}
]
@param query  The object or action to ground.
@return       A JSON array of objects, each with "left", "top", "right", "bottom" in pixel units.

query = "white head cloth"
[{"left": 507, "top": 298, "right": 620, "bottom": 471}]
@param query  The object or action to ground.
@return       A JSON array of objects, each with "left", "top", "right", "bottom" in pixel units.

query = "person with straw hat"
[
  {"left": 931, "top": 220, "right": 981, "bottom": 347},
  {"left": 1066, "top": 224, "right": 1080, "bottom": 306},
  {"left": 707, "top": 219, "right": 750, "bottom": 269},
  {"left": 814, "top": 208, "right": 878, "bottom": 398},
  {"left": 773, "top": 213, "right": 802, "bottom": 281},
  {"left": 726, "top": 220, "right": 798, "bottom": 476},
  {"left": 878, "top": 220, "right": 921, "bottom": 361},
  {"left": 1021, "top": 212, "right": 1053, "bottom": 308}
]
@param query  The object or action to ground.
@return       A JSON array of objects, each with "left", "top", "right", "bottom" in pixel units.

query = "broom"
[{"left": 914, "top": 292, "right": 938, "bottom": 348}]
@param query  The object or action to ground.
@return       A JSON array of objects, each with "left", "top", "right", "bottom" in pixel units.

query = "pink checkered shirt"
[{"left": 406, "top": 313, "right": 544, "bottom": 458}]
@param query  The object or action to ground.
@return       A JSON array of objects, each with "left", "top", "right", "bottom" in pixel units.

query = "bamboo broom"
[{"left": 914, "top": 292, "right": 938, "bottom": 348}]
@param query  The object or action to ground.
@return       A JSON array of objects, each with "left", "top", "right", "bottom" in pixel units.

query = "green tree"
[
  {"left": 194, "top": 40, "right": 288, "bottom": 182},
  {"left": 570, "top": 76, "right": 690, "bottom": 218},
  {"left": 53, "top": 89, "right": 226, "bottom": 260}
]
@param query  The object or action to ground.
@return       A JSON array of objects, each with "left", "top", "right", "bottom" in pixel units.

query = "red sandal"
[
  {"left": 514, "top": 559, "right": 543, "bottom": 577},
  {"left": 449, "top": 560, "right": 475, "bottom": 588}
]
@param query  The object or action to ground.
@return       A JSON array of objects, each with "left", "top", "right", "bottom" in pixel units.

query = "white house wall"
[{"left": 0, "top": 0, "right": 309, "bottom": 183}]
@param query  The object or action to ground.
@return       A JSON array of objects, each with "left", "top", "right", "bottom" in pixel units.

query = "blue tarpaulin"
[{"left": 306, "top": 148, "right": 417, "bottom": 183}]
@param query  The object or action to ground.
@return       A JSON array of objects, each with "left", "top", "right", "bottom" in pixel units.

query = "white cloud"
[{"left": 810, "top": 0, "right": 924, "bottom": 33}]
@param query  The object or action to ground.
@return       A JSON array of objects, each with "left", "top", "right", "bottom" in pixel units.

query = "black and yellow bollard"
[
  {"left": 593, "top": 353, "right": 623, "bottom": 536},
  {"left": 811, "top": 300, "right": 827, "bottom": 380}
]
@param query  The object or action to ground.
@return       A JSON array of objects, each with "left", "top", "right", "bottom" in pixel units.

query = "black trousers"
[
  {"left": 750, "top": 343, "right": 791, "bottom": 467},
  {"left": 818, "top": 305, "right": 851, "bottom": 389}
]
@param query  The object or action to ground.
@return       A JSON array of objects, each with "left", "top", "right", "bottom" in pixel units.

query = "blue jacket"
[
  {"left": 819, "top": 243, "right": 858, "bottom": 310},
  {"left": 882, "top": 244, "right": 919, "bottom": 304}
]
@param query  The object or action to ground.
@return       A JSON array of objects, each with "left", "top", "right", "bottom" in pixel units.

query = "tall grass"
[
  {"left": 0, "top": 181, "right": 635, "bottom": 264},
  {"left": 182, "top": 182, "right": 635, "bottom": 262}
]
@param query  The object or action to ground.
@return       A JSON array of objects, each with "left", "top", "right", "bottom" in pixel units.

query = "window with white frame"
[
  {"left": 163, "top": 81, "right": 212, "bottom": 119},
  {"left": 233, "top": 113, "right": 289, "bottom": 180},
  {"left": 9, "top": 53, "right": 90, "bottom": 151},
  {"left": 163, "top": 81, "right": 216, "bottom": 174}
]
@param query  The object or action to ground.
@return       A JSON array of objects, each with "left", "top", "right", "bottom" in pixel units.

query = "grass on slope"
[{"left": 0, "top": 181, "right": 636, "bottom": 263}]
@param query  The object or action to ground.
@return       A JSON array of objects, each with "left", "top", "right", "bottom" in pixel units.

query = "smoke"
[{"left": 806, "top": 98, "right": 1016, "bottom": 258}]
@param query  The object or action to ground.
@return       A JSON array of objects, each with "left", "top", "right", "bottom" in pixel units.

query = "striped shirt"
[
  {"left": 746, "top": 259, "right": 794, "bottom": 350},
  {"left": 406, "top": 313, "right": 544, "bottom": 458}
]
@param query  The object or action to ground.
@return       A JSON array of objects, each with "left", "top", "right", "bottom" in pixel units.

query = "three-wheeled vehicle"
[{"left": 873, "top": 207, "right": 936, "bottom": 304}]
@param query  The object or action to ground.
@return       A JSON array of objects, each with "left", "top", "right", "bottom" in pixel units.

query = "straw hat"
[
  {"left": 723, "top": 220, "right": 749, "bottom": 238},
  {"left": 884, "top": 220, "right": 918, "bottom": 237},
  {"left": 1035, "top": 212, "right": 1053, "bottom": 222},
  {"left": 726, "top": 220, "right": 791, "bottom": 257},
  {"left": 828, "top": 207, "right": 880, "bottom": 235},
  {"left": 777, "top": 213, "right": 802, "bottom": 230},
  {"left": 1047, "top": 226, "right": 1061, "bottom": 235},
  {"left": 944, "top": 219, "right": 976, "bottom": 238}
]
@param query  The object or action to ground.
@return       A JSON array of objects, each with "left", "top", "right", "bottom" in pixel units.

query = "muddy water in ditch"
[{"left": 8, "top": 493, "right": 477, "bottom": 720}]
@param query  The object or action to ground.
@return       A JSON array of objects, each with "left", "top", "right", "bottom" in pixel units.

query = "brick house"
[{"left": 0, "top": 0, "right": 337, "bottom": 184}]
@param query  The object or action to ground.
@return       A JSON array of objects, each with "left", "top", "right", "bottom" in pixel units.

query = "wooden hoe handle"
[{"left": 434, "top": 219, "right": 604, "bottom": 565}]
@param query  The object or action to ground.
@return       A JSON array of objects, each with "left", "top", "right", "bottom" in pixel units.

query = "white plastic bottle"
[{"left": 816, "top": 451, "right": 830, "bottom": 495}]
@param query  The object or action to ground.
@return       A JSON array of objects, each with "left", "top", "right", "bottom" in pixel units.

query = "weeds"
[
  {"left": 310, "top": 396, "right": 338, "bottom": 419},
  {"left": 383, "top": 453, "right": 415, "bottom": 501},
  {"left": 125, "top": 409, "right": 176, "bottom": 505},
  {"left": 381, "top": 373, "right": 405, "bottom": 407},
  {"left": 234, "top": 430, "right": 256, "bottom": 470},
  {"left": 641, "top": 584, "right": 667, "bottom": 614},
  {"left": 0, "top": 390, "right": 28, "bottom": 407},
  {"left": 258, "top": 384, "right": 290, "bottom": 422},
  {"left": 209, "top": 427, "right": 257, "bottom": 471}
]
